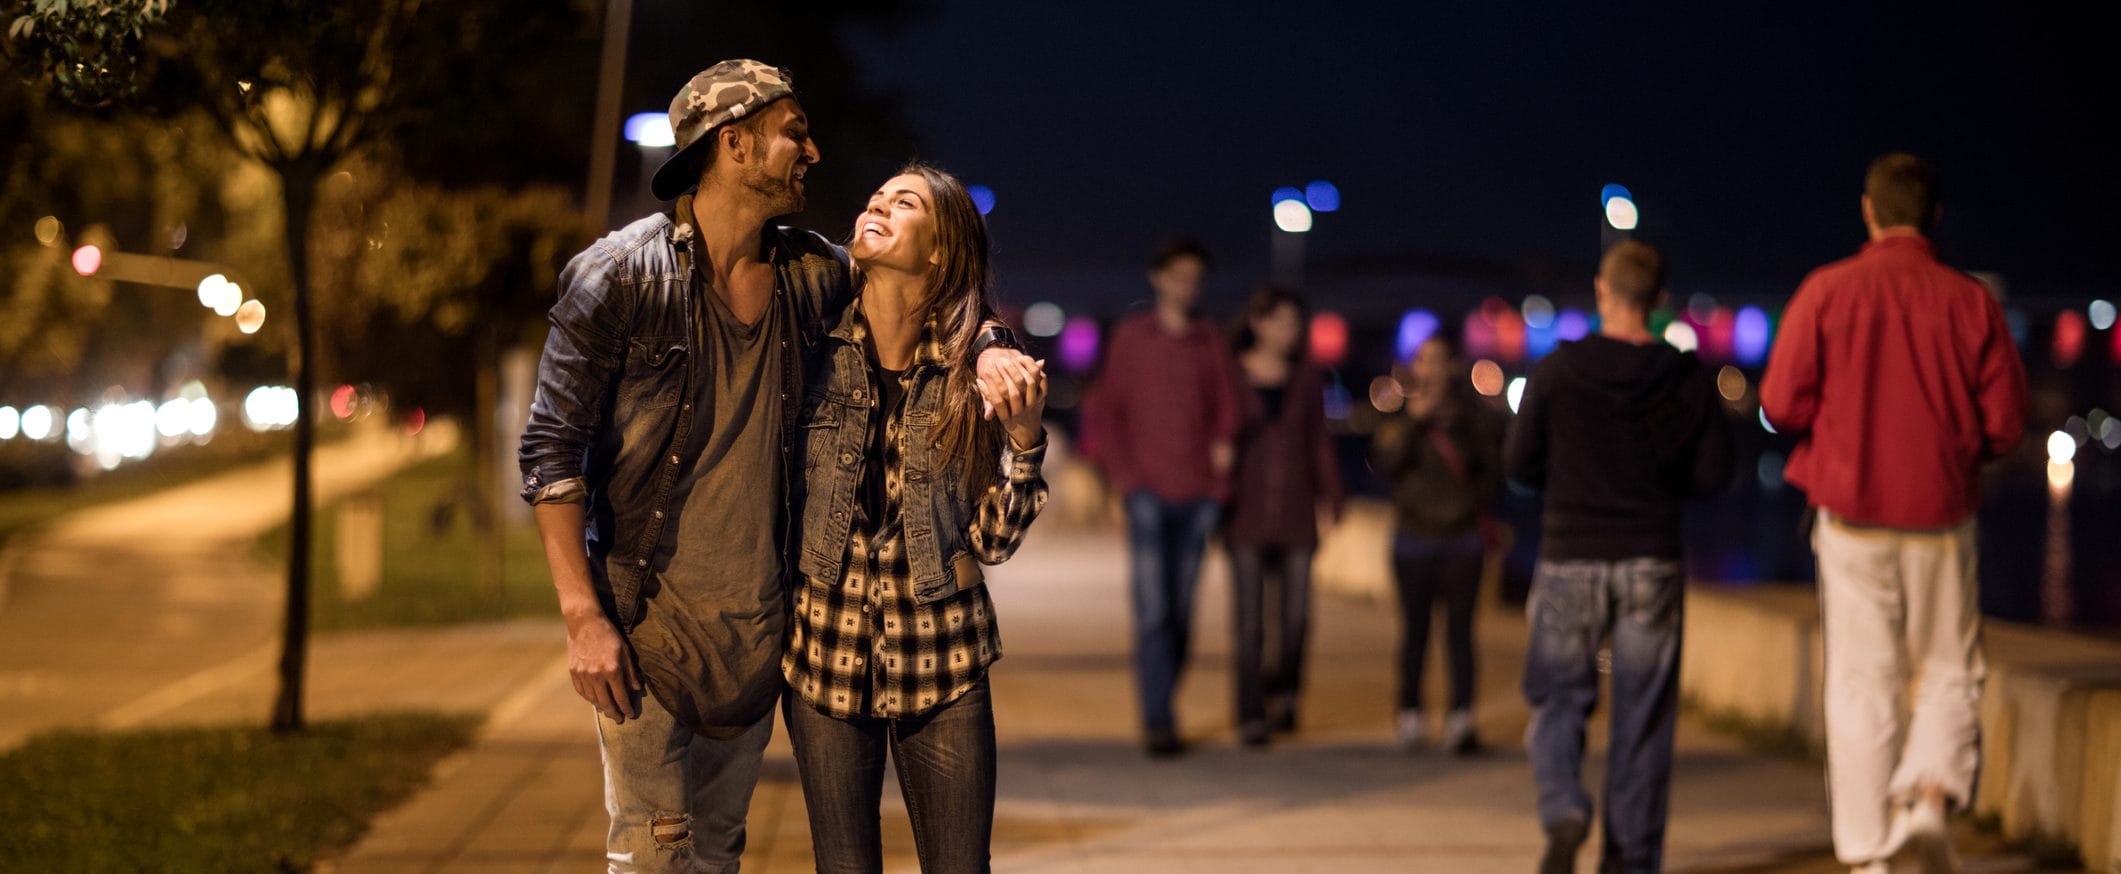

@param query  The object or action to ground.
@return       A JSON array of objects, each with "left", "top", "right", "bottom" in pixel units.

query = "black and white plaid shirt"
[{"left": 784, "top": 309, "right": 1047, "bottom": 719}]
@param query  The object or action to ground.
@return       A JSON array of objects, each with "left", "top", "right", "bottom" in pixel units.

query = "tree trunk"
[
  {"left": 473, "top": 327, "right": 504, "bottom": 596},
  {"left": 271, "top": 166, "right": 320, "bottom": 734}
]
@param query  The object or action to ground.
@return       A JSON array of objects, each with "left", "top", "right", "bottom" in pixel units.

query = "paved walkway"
[{"left": 322, "top": 521, "right": 2051, "bottom": 874}]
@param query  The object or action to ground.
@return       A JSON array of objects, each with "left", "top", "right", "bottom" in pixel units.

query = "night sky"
[{"left": 637, "top": 3, "right": 2118, "bottom": 308}]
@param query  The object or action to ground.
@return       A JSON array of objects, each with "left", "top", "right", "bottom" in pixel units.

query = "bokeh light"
[
  {"left": 622, "top": 112, "right": 674, "bottom": 147},
  {"left": 1554, "top": 309, "right": 1591, "bottom": 342},
  {"left": 331, "top": 384, "right": 358, "bottom": 420},
  {"left": 2053, "top": 309, "right": 2087, "bottom": 366},
  {"left": 967, "top": 184, "right": 996, "bottom": 216},
  {"left": 1273, "top": 199, "right": 1314, "bottom": 234},
  {"left": 1368, "top": 375, "right": 1404, "bottom": 413},
  {"left": 1506, "top": 377, "right": 1527, "bottom": 413},
  {"left": 0, "top": 406, "right": 16, "bottom": 440},
  {"left": 34, "top": 215, "right": 62, "bottom": 246},
  {"left": 71, "top": 244, "right": 102, "bottom": 276},
  {"left": 156, "top": 399, "right": 191, "bottom": 439},
  {"left": 1733, "top": 306, "right": 1772, "bottom": 366},
  {"left": 197, "top": 274, "right": 229, "bottom": 308},
  {"left": 1521, "top": 294, "right": 1555, "bottom": 330},
  {"left": 236, "top": 299, "right": 267, "bottom": 333},
  {"left": 216, "top": 284, "right": 245, "bottom": 318},
  {"left": 243, "top": 386, "right": 300, "bottom": 431},
  {"left": 2090, "top": 299, "right": 2117, "bottom": 332},
  {"left": 1662, "top": 321, "right": 1699, "bottom": 353},
  {"left": 1057, "top": 317, "right": 1100, "bottom": 374},
  {"left": 1023, "top": 301, "right": 1065, "bottom": 338},
  {"left": 1271, "top": 186, "right": 1304, "bottom": 207},
  {"left": 1757, "top": 451, "right": 1785, "bottom": 491},
  {"left": 188, "top": 396, "right": 217, "bottom": 438},
  {"left": 1600, "top": 184, "right": 1633, "bottom": 207},
  {"left": 1758, "top": 407, "right": 1778, "bottom": 434},
  {"left": 1394, "top": 309, "right": 1440, "bottom": 363},
  {"left": 1604, "top": 196, "right": 1638, "bottom": 231},
  {"left": 1307, "top": 312, "right": 1349, "bottom": 366},
  {"left": 2047, "top": 430, "right": 2077, "bottom": 465},
  {"left": 20, "top": 405, "right": 55, "bottom": 441},
  {"left": 1717, "top": 365, "right": 1747, "bottom": 402},
  {"left": 1304, "top": 180, "right": 1340, "bottom": 213},
  {"left": 1470, "top": 359, "right": 1505, "bottom": 397}
]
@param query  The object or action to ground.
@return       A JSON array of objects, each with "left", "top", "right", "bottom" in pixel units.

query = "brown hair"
[
  {"left": 898, "top": 162, "right": 1007, "bottom": 496},
  {"left": 1230, "top": 285, "right": 1308, "bottom": 363},
  {"left": 1864, "top": 152, "right": 1938, "bottom": 232},
  {"left": 1599, "top": 240, "right": 1664, "bottom": 313}
]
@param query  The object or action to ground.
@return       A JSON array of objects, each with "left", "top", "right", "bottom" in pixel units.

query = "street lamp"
[
  {"left": 1270, "top": 180, "right": 1337, "bottom": 288},
  {"left": 1601, "top": 183, "right": 1637, "bottom": 254}
]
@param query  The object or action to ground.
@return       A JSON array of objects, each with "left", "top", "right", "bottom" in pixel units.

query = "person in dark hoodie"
[{"left": 1504, "top": 240, "right": 1734, "bottom": 874}]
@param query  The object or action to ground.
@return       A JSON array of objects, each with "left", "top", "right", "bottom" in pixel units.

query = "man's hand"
[
  {"left": 1210, "top": 440, "right": 1235, "bottom": 478},
  {"left": 565, "top": 613, "right": 641, "bottom": 723},
  {"left": 977, "top": 347, "right": 1044, "bottom": 421},
  {"left": 980, "top": 356, "right": 1049, "bottom": 450}
]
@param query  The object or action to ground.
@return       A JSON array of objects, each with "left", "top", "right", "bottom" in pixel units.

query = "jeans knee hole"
[{"left": 650, "top": 813, "right": 692, "bottom": 850}]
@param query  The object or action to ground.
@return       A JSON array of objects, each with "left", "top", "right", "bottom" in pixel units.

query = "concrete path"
[
  {"left": 321, "top": 520, "right": 2058, "bottom": 874},
  {"left": 0, "top": 420, "right": 459, "bottom": 750}
]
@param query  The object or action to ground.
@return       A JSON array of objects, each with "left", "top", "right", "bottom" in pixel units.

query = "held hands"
[
  {"left": 565, "top": 612, "right": 641, "bottom": 723},
  {"left": 975, "top": 347, "right": 1047, "bottom": 450}
]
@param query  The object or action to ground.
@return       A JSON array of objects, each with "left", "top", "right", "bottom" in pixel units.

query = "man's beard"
[{"left": 741, "top": 166, "right": 804, "bottom": 216}]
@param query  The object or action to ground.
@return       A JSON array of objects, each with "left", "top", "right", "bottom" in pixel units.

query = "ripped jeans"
[
  {"left": 597, "top": 690, "right": 775, "bottom": 874},
  {"left": 1522, "top": 557, "right": 1684, "bottom": 874}
]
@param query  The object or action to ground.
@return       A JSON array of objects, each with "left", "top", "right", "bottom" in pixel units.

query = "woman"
[
  {"left": 1223, "top": 286, "right": 1345, "bottom": 746},
  {"left": 1371, "top": 331, "right": 1502, "bottom": 755},
  {"left": 782, "top": 162, "right": 1048, "bottom": 873}
]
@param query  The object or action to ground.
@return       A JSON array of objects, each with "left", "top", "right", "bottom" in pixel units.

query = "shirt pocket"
[{"left": 618, "top": 337, "right": 687, "bottom": 411}]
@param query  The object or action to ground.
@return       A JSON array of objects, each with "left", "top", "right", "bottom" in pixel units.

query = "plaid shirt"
[{"left": 784, "top": 305, "right": 1047, "bottom": 719}]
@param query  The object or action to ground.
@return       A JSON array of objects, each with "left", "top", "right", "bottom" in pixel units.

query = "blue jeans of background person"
[
  {"left": 783, "top": 679, "right": 997, "bottom": 874},
  {"left": 1228, "top": 545, "right": 1314, "bottom": 732},
  {"left": 1393, "top": 531, "right": 1487, "bottom": 713},
  {"left": 597, "top": 690, "right": 775, "bottom": 874},
  {"left": 1523, "top": 557, "right": 1685, "bottom": 874},
  {"left": 1123, "top": 491, "right": 1221, "bottom": 733}
]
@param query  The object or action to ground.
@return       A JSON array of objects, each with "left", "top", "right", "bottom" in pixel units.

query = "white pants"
[{"left": 1813, "top": 510, "right": 1986, "bottom": 865}]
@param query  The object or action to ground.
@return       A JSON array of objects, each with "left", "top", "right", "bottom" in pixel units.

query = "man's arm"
[
  {"left": 1759, "top": 278, "right": 1825, "bottom": 434},
  {"left": 1974, "top": 294, "right": 2029, "bottom": 461},
  {"left": 535, "top": 503, "right": 640, "bottom": 722}
]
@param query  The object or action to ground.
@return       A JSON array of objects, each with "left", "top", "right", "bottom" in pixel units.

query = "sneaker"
[
  {"left": 1145, "top": 727, "right": 1185, "bottom": 759},
  {"left": 1444, "top": 708, "right": 1482, "bottom": 756},
  {"left": 1899, "top": 799, "right": 1959, "bottom": 874},
  {"left": 1540, "top": 816, "right": 1587, "bottom": 874},
  {"left": 1395, "top": 709, "right": 1426, "bottom": 750}
]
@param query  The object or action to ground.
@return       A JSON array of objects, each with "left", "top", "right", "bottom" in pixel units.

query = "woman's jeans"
[
  {"left": 1522, "top": 557, "right": 1685, "bottom": 874},
  {"left": 1123, "top": 491, "right": 1221, "bottom": 733},
  {"left": 784, "top": 678, "right": 997, "bottom": 873},
  {"left": 1228, "top": 545, "right": 1315, "bottom": 731},
  {"left": 1392, "top": 531, "right": 1485, "bottom": 713}
]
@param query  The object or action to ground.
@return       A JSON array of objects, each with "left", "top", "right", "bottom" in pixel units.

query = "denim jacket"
[
  {"left": 517, "top": 207, "right": 849, "bottom": 630},
  {"left": 794, "top": 299, "right": 1047, "bottom": 605}
]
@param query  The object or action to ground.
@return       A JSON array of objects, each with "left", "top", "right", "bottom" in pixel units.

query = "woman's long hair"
[{"left": 895, "top": 161, "right": 1006, "bottom": 496}]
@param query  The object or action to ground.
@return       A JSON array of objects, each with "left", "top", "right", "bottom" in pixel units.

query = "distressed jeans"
[
  {"left": 784, "top": 679, "right": 997, "bottom": 873},
  {"left": 597, "top": 690, "right": 775, "bottom": 874},
  {"left": 1523, "top": 557, "right": 1685, "bottom": 874},
  {"left": 1123, "top": 491, "right": 1221, "bottom": 733}
]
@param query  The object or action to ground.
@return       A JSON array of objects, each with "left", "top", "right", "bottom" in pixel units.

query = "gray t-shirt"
[{"left": 631, "top": 282, "right": 786, "bottom": 738}]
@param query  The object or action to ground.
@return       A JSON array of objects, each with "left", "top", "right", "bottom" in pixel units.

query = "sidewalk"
[{"left": 325, "top": 520, "right": 2050, "bottom": 874}]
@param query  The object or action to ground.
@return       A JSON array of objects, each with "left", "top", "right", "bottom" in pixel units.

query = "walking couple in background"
[{"left": 520, "top": 60, "right": 1047, "bottom": 873}]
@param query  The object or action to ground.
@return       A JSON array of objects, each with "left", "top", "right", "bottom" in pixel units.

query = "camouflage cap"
[{"left": 650, "top": 59, "right": 796, "bottom": 201}]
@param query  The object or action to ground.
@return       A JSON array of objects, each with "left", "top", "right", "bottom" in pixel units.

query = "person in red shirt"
[
  {"left": 1083, "top": 238, "right": 1242, "bottom": 757},
  {"left": 1760, "top": 153, "right": 2027, "bottom": 874}
]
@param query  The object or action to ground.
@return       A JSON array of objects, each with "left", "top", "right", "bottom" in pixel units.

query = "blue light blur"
[
  {"left": 967, "top": 184, "right": 996, "bottom": 216},
  {"left": 1394, "top": 309, "right": 1440, "bottom": 362},
  {"left": 1304, "top": 180, "right": 1340, "bottom": 212},
  {"left": 1271, "top": 186, "right": 1305, "bottom": 207},
  {"left": 623, "top": 112, "right": 673, "bottom": 147},
  {"left": 1600, "top": 183, "right": 1633, "bottom": 207},
  {"left": 1527, "top": 318, "right": 1559, "bottom": 360},
  {"left": 2006, "top": 308, "right": 2030, "bottom": 348},
  {"left": 1733, "top": 306, "right": 1772, "bottom": 366},
  {"left": 1554, "top": 309, "right": 1591, "bottom": 342},
  {"left": 1321, "top": 381, "right": 1353, "bottom": 421}
]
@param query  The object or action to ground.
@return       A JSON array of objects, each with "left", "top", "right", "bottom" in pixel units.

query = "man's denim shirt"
[{"left": 518, "top": 209, "right": 849, "bottom": 630}]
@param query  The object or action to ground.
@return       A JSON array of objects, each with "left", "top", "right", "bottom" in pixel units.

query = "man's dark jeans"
[
  {"left": 784, "top": 679, "right": 996, "bottom": 873},
  {"left": 1523, "top": 557, "right": 1685, "bottom": 874},
  {"left": 1123, "top": 491, "right": 1220, "bottom": 733},
  {"left": 1228, "top": 545, "right": 1313, "bottom": 732}
]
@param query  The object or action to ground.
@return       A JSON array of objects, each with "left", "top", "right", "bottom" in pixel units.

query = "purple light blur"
[
  {"left": 1555, "top": 309, "right": 1591, "bottom": 342},
  {"left": 1058, "top": 317, "right": 1100, "bottom": 373},
  {"left": 1394, "top": 309, "right": 1440, "bottom": 362},
  {"left": 1734, "top": 306, "right": 1771, "bottom": 366}
]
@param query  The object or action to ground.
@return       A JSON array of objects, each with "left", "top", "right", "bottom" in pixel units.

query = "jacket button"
[
  {"left": 635, "top": 558, "right": 647, "bottom": 567},
  {"left": 669, "top": 455, "right": 680, "bottom": 464},
  {"left": 840, "top": 452, "right": 854, "bottom": 465},
  {"left": 853, "top": 389, "right": 864, "bottom": 399},
  {"left": 682, "top": 403, "right": 691, "bottom": 411},
  {"left": 653, "top": 510, "right": 664, "bottom": 519}
]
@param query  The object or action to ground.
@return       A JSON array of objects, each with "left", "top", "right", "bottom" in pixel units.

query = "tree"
[{"left": 6, "top": 0, "right": 593, "bottom": 732}]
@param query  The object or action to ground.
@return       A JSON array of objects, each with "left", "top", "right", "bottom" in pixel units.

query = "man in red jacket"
[{"left": 1761, "top": 153, "right": 2027, "bottom": 874}]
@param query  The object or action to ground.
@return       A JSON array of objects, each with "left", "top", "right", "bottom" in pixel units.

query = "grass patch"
[
  {"left": 256, "top": 447, "right": 557, "bottom": 630},
  {"left": 0, "top": 428, "right": 329, "bottom": 547},
  {"left": 0, "top": 711, "right": 479, "bottom": 872}
]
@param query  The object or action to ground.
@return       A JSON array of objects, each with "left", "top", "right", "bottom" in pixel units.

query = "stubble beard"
[{"left": 742, "top": 165, "right": 804, "bottom": 217}]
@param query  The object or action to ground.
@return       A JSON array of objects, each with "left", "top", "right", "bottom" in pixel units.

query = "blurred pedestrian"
[
  {"left": 1506, "top": 240, "right": 1735, "bottom": 874},
  {"left": 1371, "top": 330, "right": 1501, "bottom": 755},
  {"left": 1223, "top": 286, "right": 1345, "bottom": 746},
  {"left": 1084, "top": 238, "right": 1242, "bottom": 757},
  {"left": 781, "top": 163, "right": 1049, "bottom": 873},
  {"left": 518, "top": 61, "right": 1031, "bottom": 873},
  {"left": 1760, "top": 153, "right": 2027, "bottom": 874}
]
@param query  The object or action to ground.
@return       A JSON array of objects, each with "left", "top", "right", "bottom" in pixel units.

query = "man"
[
  {"left": 1506, "top": 240, "right": 1734, "bottom": 874},
  {"left": 519, "top": 60, "right": 1032, "bottom": 873},
  {"left": 1761, "top": 153, "right": 2026, "bottom": 874},
  {"left": 1084, "top": 238, "right": 1241, "bottom": 757}
]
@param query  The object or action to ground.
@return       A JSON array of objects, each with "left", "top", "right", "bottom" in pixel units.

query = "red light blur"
[
  {"left": 1308, "top": 312, "right": 1349, "bottom": 367},
  {"left": 405, "top": 407, "right": 426, "bottom": 435},
  {"left": 2053, "top": 309, "right": 2087, "bottom": 367},
  {"left": 71, "top": 245, "right": 102, "bottom": 276},
  {"left": 330, "top": 385, "right": 357, "bottom": 419}
]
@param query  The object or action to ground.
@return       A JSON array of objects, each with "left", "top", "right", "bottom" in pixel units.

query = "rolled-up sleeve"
[
  {"left": 519, "top": 245, "right": 629, "bottom": 504},
  {"left": 967, "top": 439, "right": 1049, "bottom": 564}
]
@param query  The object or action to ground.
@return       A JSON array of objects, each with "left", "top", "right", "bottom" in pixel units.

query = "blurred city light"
[
  {"left": 1759, "top": 407, "right": 1778, "bottom": 434},
  {"left": 215, "top": 284, "right": 245, "bottom": 318},
  {"left": 2048, "top": 430, "right": 2077, "bottom": 465},
  {"left": 34, "top": 215, "right": 62, "bottom": 246},
  {"left": 623, "top": 112, "right": 675, "bottom": 147},
  {"left": 2006, "top": 307, "right": 2030, "bottom": 348},
  {"left": 331, "top": 384, "right": 358, "bottom": 420},
  {"left": 1304, "top": 180, "right": 1340, "bottom": 213},
  {"left": 405, "top": 407, "right": 428, "bottom": 436},
  {"left": 1394, "top": 309, "right": 1440, "bottom": 362},
  {"left": 2091, "top": 299, "right": 2117, "bottom": 332},
  {"left": 1717, "top": 365, "right": 1747, "bottom": 402},
  {"left": 1521, "top": 294, "right": 1555, "bottom": 330},
  {"left": 967, "top": 184, "right": 996, "bottom": 216},
  {"left": 2053, "top": 309, "right": 2088, "bottom": 366},
  {"left": 1308, "top": 312, "right": 1349, "bottom": 366},
  {"left": 66, "top": 408, "right": 91, "bottom": 451},
  {"left": 1686, "top": 293, "right": 1717, "bottom": 323},
  {"left": 2101, "top": 416, "right": 2121, "bottom": 451},
  {"left": 1662, "top": 321, "right": 1699, "bottom": 353},
  {"left": 1554, "top": 309, "right": 1591, "bottom": 342},
  {"left": 91, "top": 401, "right": 158, "bottom": 466},
  {"left": 20, "top": 405, "right": 55, "bottom": 441},
  {"left": 1023, "top": 301, "right": 1065, "bottom": 338},
  {"left": 1321, "top": 381, "right": 1353, "bottom": 421},
  {"left": 1273, "top": 199, "right": 1314, "bottom": 234},
  {"left": 1757, "top": 451, "right": 1786, "bottom": 491},
  {"left": 1604, "top": 196, "right": 1638, "bottom": 231},
  {"left": 0, "top": 406, "right": 16, "bottom": 440},
  {"left": 236, "top": 299, "right": 267, "bottom": 334},
  {"left": 188, "top": 396, "right": 217, "bottom": 438},
  {"left": 156, "top": 399, "right": 191, "bottom": 439},
  {"left": 197, "top": 273, "right": 229, "bottom": 308},
  {"left": 1526, "top": 316, "right": 1559, "bottom": 361},
  {"left": 2049, "top": 460, "right": 2075, "bottom": 491},
  {"left": 71, "top": 244, "right": 102, "bottom": 276},
  {"left": 1700, "top": 308, "right": 1735, "bottom": 363},
  {"left": 1734, "top": 306, "right": 1772, "bottom": 366},
  {"left": 243, "top": 386, "right": 300, "bottom": 431},
  {"left": 1057, "top": 317, "right": 1100, "bottom": 374},
  {"left": 1270, "top": 186, "right": 1304, "bottom": 207},
  {"left": 1368, "top": 375, "right": 1404, "bottom": 413},
  {"left": 1506, "top": 377, "right": 1527, "bottom": 414},
  {"left": 1469, "top": 359, "right": 1505, "bottom": 397},
  {"left": 1600, "top": 184, "right": 1633, "bottom": 207}
]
